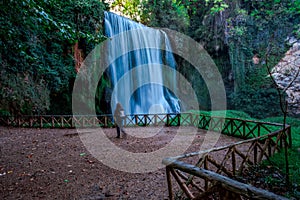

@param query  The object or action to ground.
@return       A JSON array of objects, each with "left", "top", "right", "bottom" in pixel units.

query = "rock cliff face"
[{"left": 272, "top": 42, "right": 300, "bottom": 115}]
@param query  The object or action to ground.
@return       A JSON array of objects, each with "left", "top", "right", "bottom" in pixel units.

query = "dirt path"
[{"left": 0, "top": 126, "right": 243, "bottom": 199}]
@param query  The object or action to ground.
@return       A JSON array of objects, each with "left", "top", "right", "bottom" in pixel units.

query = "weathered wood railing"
[
  {"left": 163, "top": 124, "right": 291, "bottom": 200},
  {"left": 0, "top": 114, "right": 179, "bottom": 128},
  {"left": 0, "top": 113, "right": 291, "bottom": 146},
  {"left": 163, "top": 159, "right": 289, "bottom": 200}
]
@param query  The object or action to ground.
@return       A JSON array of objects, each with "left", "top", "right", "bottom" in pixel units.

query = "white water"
[{"left": 104, "top": 12, "right": 180, "bottom": 115}]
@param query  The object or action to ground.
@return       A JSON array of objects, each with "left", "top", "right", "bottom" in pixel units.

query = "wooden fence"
[
  {"left": 162, "top": 121, "right": 291, "bottom": 199},
  {"left": 164, "top": 159, "right": 289, "bottom": 200},
  {"left": 0, "top": 114, "right": 177, "bottom": 128},
  {"left": 0, "top": 113, "right": 291, "bottom": 146}
]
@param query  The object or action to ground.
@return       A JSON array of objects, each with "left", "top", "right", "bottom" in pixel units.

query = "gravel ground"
[{"left": 0, "top": 126, "right": 244, "bottom": 199}]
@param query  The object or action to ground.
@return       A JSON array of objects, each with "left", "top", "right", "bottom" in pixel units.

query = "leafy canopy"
[{"left": 0, "top": 0, "right": 107, "bottom": 115}]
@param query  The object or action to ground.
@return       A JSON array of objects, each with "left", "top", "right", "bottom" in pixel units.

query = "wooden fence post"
[
  {"left": 144, "top": 115, "right": 147, "bottom": 126},
  {"left": 166, "top": 114, "right": 170, "bottom": 126},
  {"left": 254, "top": 142, "right": 258, "bottom": 165},
  {"left": 61, "top": 116, "right": 64, "bottom": 128},
  {"left": 242, "top": 121, "right": 246, "bottom": 137},
  {"left": 166, "top": 167, "right": 173, "bottom": 200},
  {"left": 104, "top": 116, "right": 107, "bottom": 128},
  {"left": 17, "top": 116, "right": 21, "bottom": 127},
  {"left": 135, "top": 115, "right": 138, "bottom": 126},
  {"left": 177, "top": 114, "right": 181, "bottom": 126},
  {"left": 154, "top": 114, "right": 158, "bottom": 126},
  {"left": 232, "top": 150, "right": 236, "bottom": 176},
  {"left": 204, "top": 156, "right": 209, "bottom": 191},
  {"left": 51, "top": 116, "right": 54, "bottom": 128},
  {"left": 40, "top": 116, "right": 43, "bottom": 128}
]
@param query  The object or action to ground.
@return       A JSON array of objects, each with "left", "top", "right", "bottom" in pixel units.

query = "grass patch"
[
  {"left": 189, "top": 110, "right": 253, "bottom": 119},
  {"left": 264, "top": 117, "right": 300, "bottom": 148},
  {"left": 262, "top": 116, "right": 300, "bottom": 192}
]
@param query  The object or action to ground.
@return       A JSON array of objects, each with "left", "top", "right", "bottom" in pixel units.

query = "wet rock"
[{"left": 272, "top": 41, "right": 300, "bottom": 115}]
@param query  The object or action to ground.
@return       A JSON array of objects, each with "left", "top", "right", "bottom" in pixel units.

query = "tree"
[
  {"left": 0, "top": 0, "right": 107, "bottom": 115},
  {"left": 264, "top": 37, "right": 300, "bottom": 188},
  {"left": 110, "top": 0, "right": 143, "bottom": 21},
  {"left": 109, "top": 0, "right": 189, "bottom": 32},
  {"left": 225, "top": 0, "right": 299, "bottom": 118}
]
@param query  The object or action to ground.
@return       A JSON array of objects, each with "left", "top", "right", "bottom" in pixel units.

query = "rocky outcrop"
[{"left": 272, "top": 42, "right": 300, "bottom": 115}]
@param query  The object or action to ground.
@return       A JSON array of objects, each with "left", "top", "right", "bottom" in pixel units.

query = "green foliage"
[
  {"left": 231, "top": 64, "right": 278, "bottom": 119},
  {"left": 229, "top": 85, "right": 282, "bottom": 119},
  {"left": 110, "top": 0, "right": 189, "bottom": 32},
  {"left": 267, "top": 148, "right": 300, "bottom": 187},
  {"left": 205, "top": 0, "right": 229, "bottom": 14},
  {"left": 227, "top": 0, "right": 300, "bottom": 63},
  {"left": 0, "top": 0, "right": 107, "bottom": 115},
  {"left": 95, "top": 72, "right": 112, "bottom": 114},
  {"left": 0, "top": 70, "right": 50, "bottom": 115},
  {"left": 140, "top": 0, "right": 189, "bottom": 32},
  {"left": 224, "top": 0, "right": 299, "bottom": 116},
  {"left": 187, "top": 0, "right": 231, "bottom": 54},
  {"left": 111, "top": 0, "right": 143, "bottom": 21},
  {"left": 246, "top": 66, "right": 273, "bottom": 88}
]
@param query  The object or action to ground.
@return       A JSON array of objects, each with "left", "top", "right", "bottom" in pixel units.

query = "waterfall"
[{"left": 104, "top": 12, "right": 180, "bottom": 115}]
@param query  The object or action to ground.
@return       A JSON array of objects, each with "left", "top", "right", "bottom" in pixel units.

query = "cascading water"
[{"left": 104, "top": 12, "right": 180, "bottom": 115}]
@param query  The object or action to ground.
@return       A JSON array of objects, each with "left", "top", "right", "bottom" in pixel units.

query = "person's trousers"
[{"left": 116, "top": 126, "right": 121, "bottom": 138}]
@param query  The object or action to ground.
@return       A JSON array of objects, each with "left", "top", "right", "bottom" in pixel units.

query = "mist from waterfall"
[{"left": 104, "top": 12, "right": 180, "bottom": 115}]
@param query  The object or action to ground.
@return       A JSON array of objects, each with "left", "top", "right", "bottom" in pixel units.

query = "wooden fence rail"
[
  {"left": 163, "top": 125, "right": 291, "bottom": 200},
  {"left": 0, "top": 114, "right": 179, "bottom": 128},
  {"left": 0, "top": 113, "right": 291, "bottom": 147},
  {"left": 164, "top": 160, "right": 289, "bottom": 200}
]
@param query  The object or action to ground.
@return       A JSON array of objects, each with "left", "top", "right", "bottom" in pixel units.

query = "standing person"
[{"left": 114, "top": 102, "right": 126, "bottom": 138}]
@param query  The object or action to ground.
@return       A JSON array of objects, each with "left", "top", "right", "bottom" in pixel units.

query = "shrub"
[{"left": 229, "top": 86, "right": 282, "bottom": 119}]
